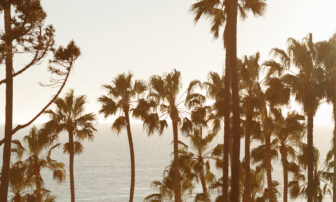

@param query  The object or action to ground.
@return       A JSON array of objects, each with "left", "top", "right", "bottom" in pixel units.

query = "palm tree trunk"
[
  {"left": 222, "top": 53, "right": 231, "bottom": 201},
  {"left": 36, "top": 175, "right": 42, "bottom": 202},
  {"left": 333, "top": 101, "right": 336, "bottom": 202},
  {"left": 265, "top": 132, "right": 274, "bottom": 202},
  {"left": 125, "top": 111, "right": 135, "bottom": 202},
  {"left": 0, "top": 2, "right": 14, "bottom": 201},
  {"left": 199, "top": 163, "right": 208, "bottom": 196},
  {"left": 172, "top": 119, "right": 182, "bottom": 202},
  {"left": 226, "top": 0, "right": 240, "bottom": 201},
  {"left": 307, "top": 114, "right": 314, "bottom": 202},
  {"left": 243, "top": 108, "right": 252, "bottom": 202},
  {"left": 313, "top": 167, "right": 318, "bottom": 202},
  {"left": 69, "top": 132, "right": 76, "bottom": 202},
  {"left": 280, "top": 142, "right": 288, "bottom": 202}
]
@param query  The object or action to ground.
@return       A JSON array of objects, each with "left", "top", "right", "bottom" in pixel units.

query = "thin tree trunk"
[
  {"left": 280, "top": 142, "right": 288, "bottom": 202},
  {"left": 307, "top": 114, "right": 314, "bottom": 202},
  {"left": 69, "top": 132, "right": 75, "bottom": 202},
  {"left": 222, "top": 48, "right": 231, "bottom": 201},
  {"left": 313, "top": 167, "right": 318, "bottom": 202},
  {"left": 199, "top": 162, "right": 208, "bottom": 196},
  {"left": 0, "top": 2, "right": 14, "bottom": 201},
  {"left": 125, "top": 111, "right": 135, "bottom": 202},
  {"left": 333, "top": 101, "right": 336, "bottom": 202},
  {"left": 36, "top": 173, "right": 42, "bottom": 202},
  {"left": 226, "top": 0, "right": 240, "bottom": 201},
  {"left": 265, "top": 132, "right": 274, "bottom": 202},
  {"left": 172, "top": 119, "right": 181, "bottom": 202},
  {"left": 243, "top": 107, "right": 252, "bottom": 202}
]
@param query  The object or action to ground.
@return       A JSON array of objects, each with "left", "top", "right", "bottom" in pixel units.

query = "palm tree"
[
  {"left": 44, "top": 90, "right": 96, "bottom": 202},
  {"left": 9, "top": 161, "right": 28, "bottom": 202},
  {"left": 98, "top": 73, "right": 146, "bottom": 202},
  {"left": 289, "top": 144, "right": 333, "bottom": 201},
  {"left": 203, "top": 71, "right": 230, "bottom": 199},
  {"left": 251, "top": 131, "right": 279, "bottom": 202},
  {"left": 315, "top": 33, "right": 336, "bottom": 200},
  {"left": 179, "top": 128, "right": 216, "bottom": 200},
  {"left": 272, "top": 109, "right": 305, "bottom": 202},
  {"left": 144, "top": 160, "right": 195, "bottom": 202},
  {"left": 9, "top": 141, "right": 28, "bottom": 202},
  {"left": 239, "top": 52, "right": 263, "bottom": 201},
  {"left": 143, "top": 69, "right": 185, "bottom": 202},
  {"left": 278, "top": 34, "right": 325, "bottom": 202},
  {"left": 22, "top": 127, "right": 65, "bottom": 201},
  {"left": 191, "top": 1, "right": 266, "bottom": 200}
]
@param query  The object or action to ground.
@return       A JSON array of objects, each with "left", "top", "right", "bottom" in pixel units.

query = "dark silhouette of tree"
[
  {"left": 98, "top": 73, "right": 147, "bottom": 202},
  {"left": 190, "top": 0, "right": 267, "bottom": 200},
  {"left": 203, "top": 71, "right": 231, "bottom": 199},
  {"left": 272, "top": 110, "right": 305, "bottom": 202},
  {"left": 144, "top": 158, "right": 195, "bottom": 202},
  {"left": 0, "top": 1, "right": 80, "bottom": 199},
  {"left": 139, "top": 69, "right": 187, "bottom": 202},
  {"left": 275, "top": 34, "right": 325, "bottom": 202},
  {"left": 239, "top": 52, "right": 263, "bottom": 201},
  {"left": 8, "top": 127, "right": 65, "bottom": 202},
  {"left": 289, "top": 144, "right": 332, "bottom": 201},
  {"left": 9, "top": 140, "right": 28, "bottom": 202},
  {"left": 179, "top": 128, "right": 216, "bottom": 201},
  {"left": 251, "top": 129, "right": 279, "bottom": 201},
  {"left": 22, "top": 127, "right": 65, "bottom": 201},
  {"left": 44, "top": 90, "right": 96, "bottom": 202},
  {"left": 315, "top": 33, "right": 336, "bottom": 200},
  {"left": 9, "top": 161, "right": 28, "bottom": 202}
]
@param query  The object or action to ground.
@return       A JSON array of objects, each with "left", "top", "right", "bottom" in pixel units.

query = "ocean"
[{"left": 0, "top": 123, "right": 333, "bottom": 201}]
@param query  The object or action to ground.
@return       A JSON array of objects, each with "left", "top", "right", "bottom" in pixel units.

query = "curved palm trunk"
[
  {"left": 243, "top": 108, "right": 252, "bottom": 202},
  {"left": 307, "top": 114, "right": 314, "bottom": 202},
  {"left": 265, "top": 132, "right": 274, "bottom": 202},
  {"left": 172, "top": 119, "right": 182, "bottom": 202},
  {"left": 0, "top": 3, "right": 14, "bottom": 201},
  {"left": 332, "top": 102, "right": 336, "bottom": 202},
  {"left": 226, "top": 0, "right": 240, "bottom": 201},
  {"left": 280, "top": 142, "right": 288, "bottom": 202},
  {"left": 69, "top": 132, "right": 76, "bottom": 202},
  {"left": 124, "top": 111, "right": 135, "bottom": 202},
  {"left": 222, "top": 51, "right": 231, "bottom": 201}
]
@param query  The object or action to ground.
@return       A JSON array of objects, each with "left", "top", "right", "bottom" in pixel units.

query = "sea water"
[{"left": 0, "top": 124, "right": 333, "bottom": 201}]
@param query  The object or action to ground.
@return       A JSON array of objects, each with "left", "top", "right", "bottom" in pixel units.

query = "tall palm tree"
[
  {"left": 191, "top": 1, "right": 266, "bottom": 200},
  {"left": 98, "top": 73, "right": 146, "bottom": 202},
  {"left": 278, "top": 34, "right": 325, "bottom": 202},
  {"left": 143, "top": 69, "right": 185, "bottom": 202},
  {"left": 261, "top": 46, "right": 298, "bottom": 202},
  {"left": 272, "top": 109, "right": 305, "bottom": 202},
  {"left": 239, "top": 52, "right": 263, "bottom": 201},
  {"left": 315, "top": 33, "right": 336, "bottom": 200},
  {"left": 44, "top": 90, "right": 96, "bottom": 202},
  {"left": 204, "top": 71, "right": 232, "bottom": 200}
]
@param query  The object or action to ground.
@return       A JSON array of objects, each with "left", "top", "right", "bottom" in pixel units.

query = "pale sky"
[{"left": 0, "top": 0, "right": 335, "bottom": 129}]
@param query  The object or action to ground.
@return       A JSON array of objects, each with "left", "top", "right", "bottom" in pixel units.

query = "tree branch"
[
  {"left": 0, "top": 38, "right": 53, "bottom": 85},
  {"left": 0, "top": 63, "right": 72, "bottom": 146}
]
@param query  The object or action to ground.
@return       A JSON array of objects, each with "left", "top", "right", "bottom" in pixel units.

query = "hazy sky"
[{"left": 0, "top": 0, "right": 335, "bottom": 128}]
